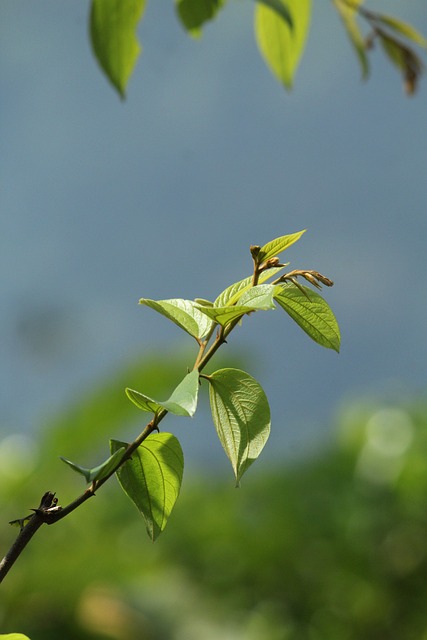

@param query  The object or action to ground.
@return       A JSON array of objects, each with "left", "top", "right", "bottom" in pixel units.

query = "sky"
[{"left": 1, "top": 1, "right": 427, "bottom": 469}]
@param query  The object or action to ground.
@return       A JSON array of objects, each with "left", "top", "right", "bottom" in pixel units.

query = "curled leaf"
[{"left": 126, "top": 370, "right": 200, "bottom": 417}]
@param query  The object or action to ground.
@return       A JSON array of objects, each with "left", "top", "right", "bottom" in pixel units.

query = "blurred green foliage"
[{"left": 1, "top": 356, "right": 427, "bottom": 639}]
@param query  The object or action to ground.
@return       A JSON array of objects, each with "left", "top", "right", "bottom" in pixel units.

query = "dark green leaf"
[
  {"left": 111, "top": 433, "right": 184, "bottom": 540},
  {"left": 90, "top": 0, "right": 146, "bottom": 98},
  {"left": 126, "top": 370, "right": 200, "bottom": 417},
  {"left": 275, "top": 283, "right": 340, "bottom": 351},
  {"left": 175, "top": 0, "right": 227, "bottom": 38},
  {"left": 207, "top": 368, "right": 271, "bottom": 485}
]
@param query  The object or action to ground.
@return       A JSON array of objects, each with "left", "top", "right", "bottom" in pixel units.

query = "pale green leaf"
[
  {"left": 198, "top": 284, "right": 278, "bottom": 326},
  {"left": 126, "top": 370, "right": 199, "bottom": 417},
  {"left": 196, "top": 304, "right": 256, "bottom": 327},
  {"left": 255, "top": 0, "right": 311, "bottom": 89},
  {"left": 258, "top": 230, "right": 306, "bottom": 263},
  {"left": 139, "top": 298, "right": 214, "bottom": 340},
  {"left": 90, "top": 0, "right": 146, "bottom": 98},
  {"left": 378, "top": 14, "right": 427, "bottom": 48},
  {"left": 275, "top": 283, "right": 340, "bottom": 351},
  {"left": 238, "top": 284, "right": 279, "bottom": 310},
  {"left": 332, "top": 0, "right": 369, "bottom": 78},
  {"left": 60, "top": 447, "right": 126, "bottom": 483},
  {"left": 214, "top": 266, "right": 285, "bottom": 307},
  {"left": 0, "top": 635, "right": 31, "bottom": 640},
  {"left": 175, "top": 0, "right": 227, "bottom": 38},
  {"left": 255, "top": 0, "right": 293, "bottom": 29},
  {"left": 207, "top": 368, "right": 271, "bottom": 485},
  {"left": 111, "top": 433, "right": 184, "bottom": 541}
]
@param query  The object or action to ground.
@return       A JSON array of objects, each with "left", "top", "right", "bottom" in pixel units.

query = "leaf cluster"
[
  {"left": 88, "top": 0, "right": 426, "bottom": 97},
  {"left": 58, "top": 231, "right": 339, "bottom": 542}
]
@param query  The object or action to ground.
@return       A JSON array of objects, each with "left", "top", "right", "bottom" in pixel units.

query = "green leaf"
[
  {"left": 175, "top": 0, "right": 227, "bottom": 38},
  {"left": 90, "top": 0, "right": 146, "bottom": 98},
  {"left": 258, "top": 230, "right": 306, "bottom": 263},
  {"left": 275, "top": 283, "right": 340, "bottom": 352},
  {"left": 214, "top": 266, "right": 285, "bottom": 307},
  {"left": 377, "top": 30, "right": 423, "bottom": 94},
  {"left": 126, "top": 370, "right": 200, "bottom": 417},
  {"left": 195, "top": 304, "right": 255, "bottom": 327},
  {"left": 332, "top": 0, "right": 369, "bottom": 78},
  {"left": 111, "top": 433, "right": 184, "bottom": 541},
  {"left": 60, "top": 447, "right": 126, "bottom": 483},
  {"left": 139, "top": 298, "right": 214, "bottom": 341},
  {"left": 254, "top": 0, "right": 293, "bottom": 30},
  {"left": 0, "top": 635, "right": 31, "bottom": 640},
  {"left": 377, "top": 14, "right": 427, "bottom": 48},
  {"left": 207, "top": 368, "right": 271, "bottom": 485},
  {"left": 198, "top": 285, "right": 279, "bottom": 327},
  {"left": 255, "top": 0, "right": 311, "bottom": 89}
]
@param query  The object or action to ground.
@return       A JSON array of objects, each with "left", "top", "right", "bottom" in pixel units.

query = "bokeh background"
[{"left": 1, "top": 1, "right": 427, "bottom": 637}]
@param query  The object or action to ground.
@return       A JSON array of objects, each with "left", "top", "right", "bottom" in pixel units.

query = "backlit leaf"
[
  {"left": 90, "top": 0, "right": 146, "bottom": 98},
  {"left": 275, "top": 283, "right": 340, "bottom": 351},
  {"left": 255, "top": 0, "right": 311, "bottom": 89},
  {"left": 139, "top": 298, "right": 214, "bottom": 340},
  {"left": 377, "top": 14, "right": 427, "bottom": 48},
  {"left": 196, "top": 304, "right": 255, "bottom": 327},
  {"left": 258, "top": 230, "right": 306, "bottom": 263},
  {"left": 207, "top": 368, "right": 271, "bottom": 485},
  {"left": 255, "top": 0, "right": 293, "bottom": 29},
  {"left": 332, "top": 0, "right": 369, "bottom": 78},
  {"left": 60, "top": 447, "right": 126, "bottom": 483},
  {"left": 214, "top": 267, "right": 284, "bottom": 308},
  {"left": 0, "top": 636, "right": 31, "bottom": 640},
  {"left": 238, "top": 284, "right": 279, "bottom": 309},
  {"left": 111, "top": 433, "right": 184, "bottom": 540},
  {"left": 126, "top": 370, "right": 199, "bottom": 417}
]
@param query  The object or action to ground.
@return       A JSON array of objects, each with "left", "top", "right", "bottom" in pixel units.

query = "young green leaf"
[
  {"left": 255, "top": 0, "right": 293, "bottom": 30},
  {"left": 332, "top": 0, "right": 369, "bottom": 78},
  {"left": 275, "top": 283, "right": 340, "bottom": 352},
  {"left": 111, "top": 433, "right": 184, "bottom": 541},
  {"left": 0, "top": 635, "right": 31, "bottom": 640},
  {"left": 139, "top": 298, "right": 214, "bottom": 341},
  {"left": 257, "top": 230, "right": 306, "bottom": 263},
  {"left": 197, "top": 285, "right": 279, "bottom": 326},
  {"left": 255, "top": 0, "right": 311, "bottom": 89},
  {"left": 214, "top": 266, "right": 285, "bottom": 308},
  {"left": 206, "top": 368, "right": 271, "bottom": 486},
  {"left": 126, "top": 370, "right": 200, "bottom": 417},
  {"left": 238, "top": 284, "right": 279, "bottom": 310},
  {"left": 195, "top": 304, "right": 255, "bottom": 327},
  {"left": 90, "top": 0, "right": 146, "bottom": 98},
  {"left": 175, "top": 0, "right": 227, "bottom": 38},
  {"left": 60, "top": 447, "right": 126, "bottom": 483},
  {"left": 377, "top": 14, "right": 427, "bottom": 48}
]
